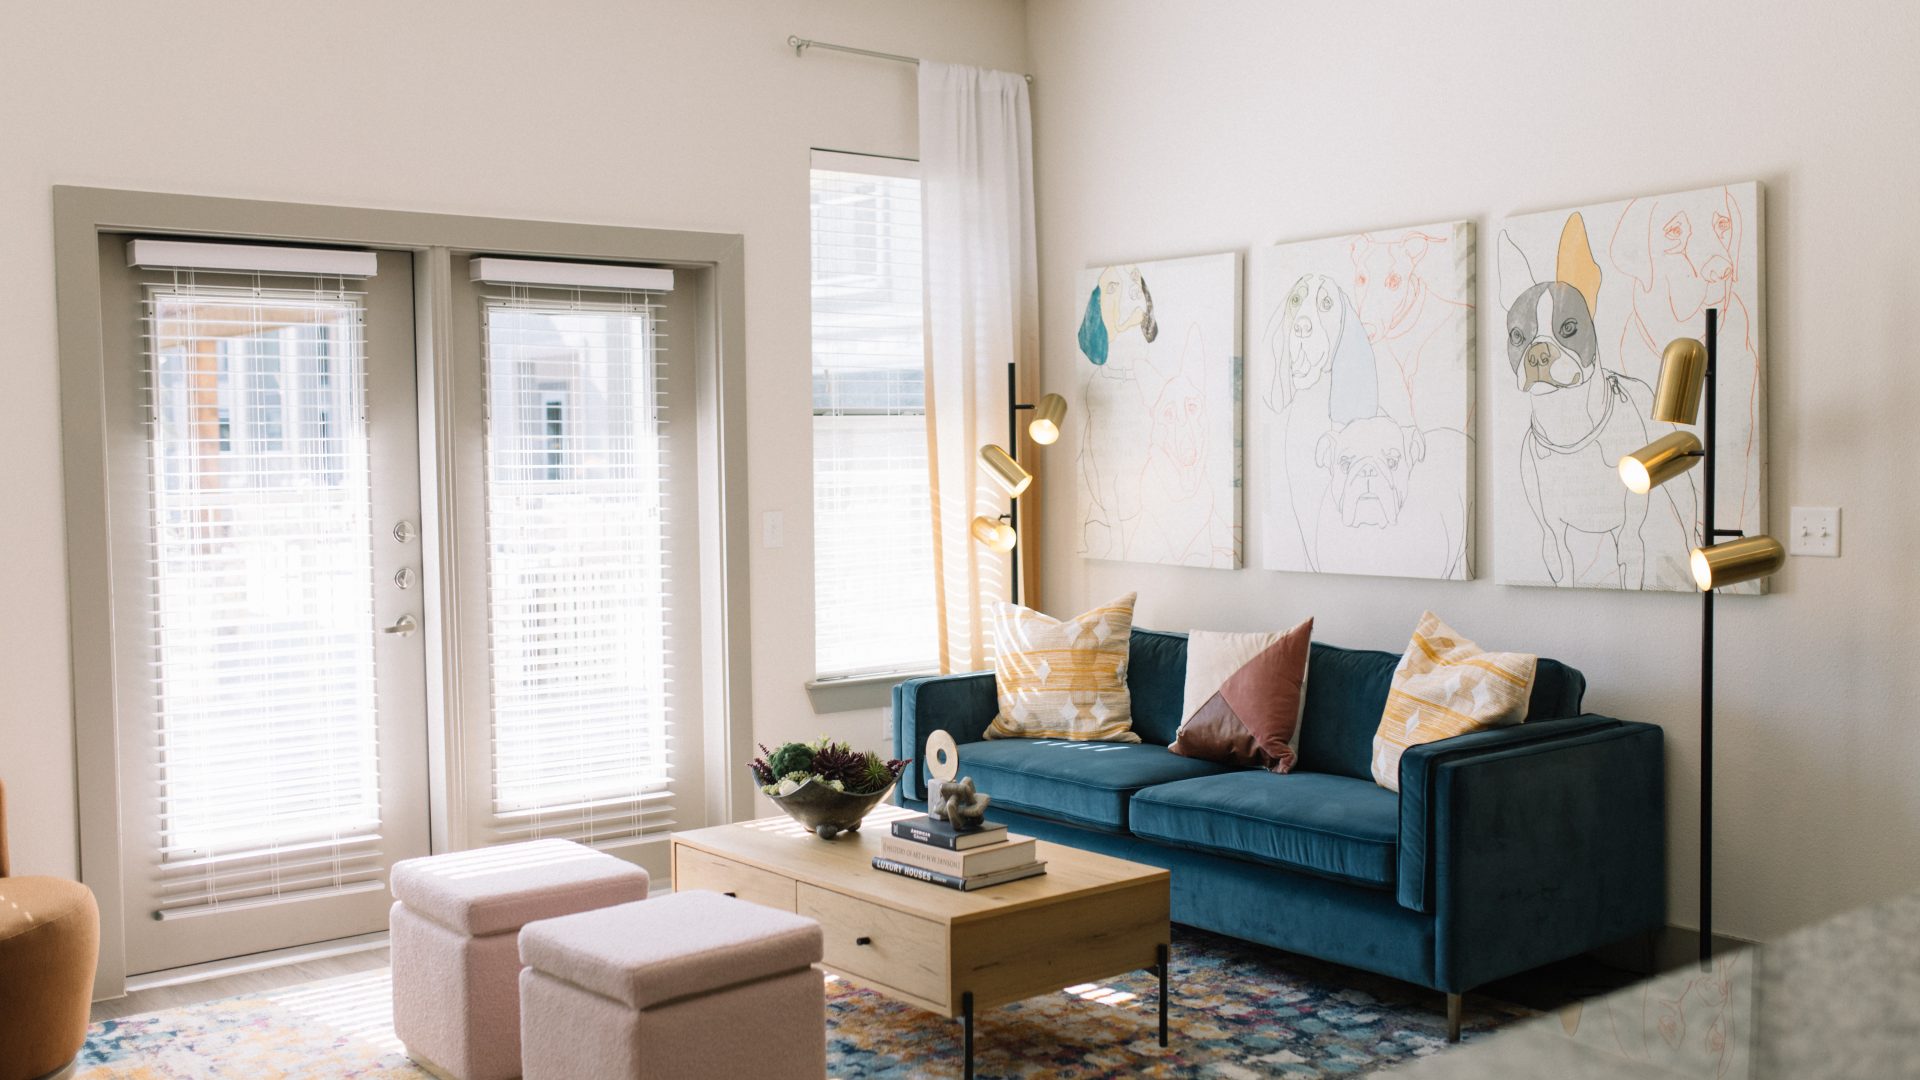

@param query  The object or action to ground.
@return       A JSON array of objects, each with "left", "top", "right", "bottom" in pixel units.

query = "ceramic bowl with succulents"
[{"left": 748, "top": 738, "right": 910, "bottom": 839}]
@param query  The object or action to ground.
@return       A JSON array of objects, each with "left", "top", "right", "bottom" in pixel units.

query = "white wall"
[
  {"left": 1024, "top": 0, "right": 1920, "bottom": 942},
  {"left": 10, "top": 0, "right": 1912, "bottom": 951},
  {"left": 0, "top": 0, "right": 1026, "bottom": 878}
]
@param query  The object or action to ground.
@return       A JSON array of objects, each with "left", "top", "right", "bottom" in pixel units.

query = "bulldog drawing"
[{"left": 1310, "top": 416, "right": 1469, "bottom": 579}]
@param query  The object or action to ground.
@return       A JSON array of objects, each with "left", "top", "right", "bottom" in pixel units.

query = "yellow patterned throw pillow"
[
  {"left": 984, "top": 593, "right": 1139, "bottom": 742},
  {"left": 1370, "top": 611, "right": 1537, "bottom": 791}
]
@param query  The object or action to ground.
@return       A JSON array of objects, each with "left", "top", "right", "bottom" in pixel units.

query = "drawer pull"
[
  {"left": 723, "top": 891, "right": 737, "bottom": 898},
  {"left": 855, "top": 936, "right": 872, "bottom": 946}
]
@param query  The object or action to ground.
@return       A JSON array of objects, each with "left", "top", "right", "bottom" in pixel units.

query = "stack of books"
[{"left": 872, "top": 815, "right": 1047, "bottom": 891}]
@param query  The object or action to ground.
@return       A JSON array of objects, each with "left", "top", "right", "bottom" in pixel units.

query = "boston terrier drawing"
[{"left": 1498, "top": 213, "right": 1663, "bottom": 587}]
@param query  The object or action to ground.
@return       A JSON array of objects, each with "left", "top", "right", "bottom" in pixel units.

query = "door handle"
[{"left": 382, "top": 614, "right": 419, "bottom": 637}]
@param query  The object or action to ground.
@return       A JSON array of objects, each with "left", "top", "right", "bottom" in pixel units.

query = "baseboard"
[
  {"left": 115, "top": 930, "right": 389, "bottom": 998},
  {"left": 1589, "top": 924, "right": 1756, "bottom": 975}
]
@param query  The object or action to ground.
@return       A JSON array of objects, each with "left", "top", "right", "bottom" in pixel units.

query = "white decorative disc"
[{"left": 926, "top": 730, "right": 960, "bottom": 782}]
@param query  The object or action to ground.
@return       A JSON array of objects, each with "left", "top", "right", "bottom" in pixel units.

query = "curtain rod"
[{"left": 786, "top": 35, "right": 1034, "bottom": 83}]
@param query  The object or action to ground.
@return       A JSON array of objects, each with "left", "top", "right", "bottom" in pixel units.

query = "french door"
[
  {"left": 93, "top": 235, "right": 706, "bottom": 976},
  {"left": 102, "top": 243, "right": 430, "bottom": 974},
  {"left": 446, "top": 261, "right": 705, "bottom": 884}
]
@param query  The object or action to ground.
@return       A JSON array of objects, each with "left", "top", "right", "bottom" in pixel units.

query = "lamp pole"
[
  {"left": 1631, "top": 305, "right": 1781, "bottom": 969},
  {"left": 1700, "top": 307, "right": 1716, "bottom": 971},
  {"left": 1007, "top": 361, "right": 1029, "bottom": 606}
]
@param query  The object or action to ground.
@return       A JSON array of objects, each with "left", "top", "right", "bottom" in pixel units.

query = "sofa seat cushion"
[
  {"left": 957, "top": 739, "right": 1233, "bottom": 831},
  {"left": 1129, "top": 771, "right": 1399, "bottom": 889}
]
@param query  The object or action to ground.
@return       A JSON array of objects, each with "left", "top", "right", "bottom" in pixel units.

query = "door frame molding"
[{"left": 53, "top": 186, "right": 755, "bottom": 999}]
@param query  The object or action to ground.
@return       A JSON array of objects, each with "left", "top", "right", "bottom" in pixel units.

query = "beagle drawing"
[
  {"left": 1263, "top": 274, "right": 1385, "bottom": 570},
  {"left": 1262, "top": 273, "right": 1378, "bottom": 422}
]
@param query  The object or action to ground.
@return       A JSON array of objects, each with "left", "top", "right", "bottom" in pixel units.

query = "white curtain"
[{"left": 919, "top": 61, "right": 1039, "bottom": 673}]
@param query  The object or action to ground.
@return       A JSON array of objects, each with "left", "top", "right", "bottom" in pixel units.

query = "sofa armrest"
[
  {"left": 1397, "top": 715, "right": 1622, "bottom": 912},
  {"left": 891, "top": 672, "right": 997, "bottom": 801},
  {"left": 1412, "top": 718, "right": 1666, "bottom": 992}
]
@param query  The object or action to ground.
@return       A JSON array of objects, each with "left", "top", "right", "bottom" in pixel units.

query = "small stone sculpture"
[{"left": 929, "top": 776, "right": 992, "bottom": 832}]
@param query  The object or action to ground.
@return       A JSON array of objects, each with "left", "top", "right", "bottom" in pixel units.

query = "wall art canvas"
[
  {"left": 1074, "top": 251, "right": 1241, "bottom": 568},
  {"left": 1493, "top": 182, "right": 1765, "bottom": 592},
  {"left": 1251, "top": 221, "right": 1475, "bottom": 580}
]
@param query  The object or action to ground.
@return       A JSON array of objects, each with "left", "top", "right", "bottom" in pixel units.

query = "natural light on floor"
[{"left": 271, "top": 969, "right": 404, "bottom": 1056}]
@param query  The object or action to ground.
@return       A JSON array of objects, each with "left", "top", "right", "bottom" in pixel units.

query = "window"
[
  {"left": 480, "top": 291, "right": 676, "bottom": 847},
  {"left": 810, "top": 151, "right": 938, "bottom": 678}
]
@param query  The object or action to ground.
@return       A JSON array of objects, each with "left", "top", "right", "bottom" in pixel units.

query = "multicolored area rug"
[{"left": 81, "top": 927, "right": 1533, "bottom": 1078}]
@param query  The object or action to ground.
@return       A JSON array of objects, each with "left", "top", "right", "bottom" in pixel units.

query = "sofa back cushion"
[
  {"left": 1125, "top": 629, "right": 1191, "bottom": 746},
  {"left": 1298, "top": 642, "right": 1587, "bottom": 780},
  {"left": 1122, "top": 629, "right": 1586, "bottom": 770}
]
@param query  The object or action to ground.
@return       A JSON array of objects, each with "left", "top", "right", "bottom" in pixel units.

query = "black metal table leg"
[
  {"left": 1156, "top": 942, "right": 1170, "bottom": 1047},
  {"left": 962, "top": 990, "right": 974, "bottom": 1079}
]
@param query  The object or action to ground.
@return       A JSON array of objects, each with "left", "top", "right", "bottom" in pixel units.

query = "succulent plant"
[
  {"left": 748, "top": 738, "right": 910, "bottom": 797},
  {"left": 748, "top": 744, "right": 779, "bottom": 788},
  {"left": 810, "top": 740, "right": 870, "bottom": 790},
  {"left": 765, "top": 741, "right": 816, "bottom": 781}
]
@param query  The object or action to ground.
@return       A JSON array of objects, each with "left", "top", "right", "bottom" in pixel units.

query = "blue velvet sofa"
[{"left": 892, "top": 628, "right": 1665, "bottom": 1034}]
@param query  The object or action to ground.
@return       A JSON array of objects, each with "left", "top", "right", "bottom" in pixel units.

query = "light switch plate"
[
  {"left": 1789, "top": 506, "right": 1840, "bottom": 557},
  {"left": 762, "top": 510, "right": 785, "bottom": 549}
]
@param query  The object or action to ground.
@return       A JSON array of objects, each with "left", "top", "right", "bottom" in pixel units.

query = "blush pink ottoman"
[
  {"left": 390, "top": 840, "right": 651, "bottom": 1080},
  {"left": 517, "top": 890, "right": 825, "bottom": 1080}
]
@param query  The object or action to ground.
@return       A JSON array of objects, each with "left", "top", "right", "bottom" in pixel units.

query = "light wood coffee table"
[{"left": 671, "top": 807, "right": 1172, "bottom": 1078}]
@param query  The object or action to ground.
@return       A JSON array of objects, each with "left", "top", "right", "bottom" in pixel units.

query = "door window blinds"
[
  {"left": 481, "top": 289, "right": 674, "bottom": 847},
  {"left": 810, "top": 155, "right": 939, "bottom": 677},
  {"left": 143, "top": 276, "right": 383, "bottom": 917}
]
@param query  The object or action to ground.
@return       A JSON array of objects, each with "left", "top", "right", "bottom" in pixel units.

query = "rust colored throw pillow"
[{"left": 1169, "top": 619, "right": 1314, "bottom": 772}]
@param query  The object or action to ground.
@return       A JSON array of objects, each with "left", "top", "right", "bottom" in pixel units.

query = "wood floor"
[{"left": 90, "top": 946, "right": 390, "bottom": 1022}]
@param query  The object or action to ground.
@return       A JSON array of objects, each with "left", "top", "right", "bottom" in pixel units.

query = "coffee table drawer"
[
  {"left": 798, "top": 883, "right": 949, "bottom": 1007},
  {"left": 674, "top": 846, "right": 796, "bottom": 912}
]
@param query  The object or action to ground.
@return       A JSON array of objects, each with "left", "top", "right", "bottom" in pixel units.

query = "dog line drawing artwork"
[
  {"left": 1252, "top": 222, "right": 1473, "bottom": 581},
  {"left": 1075, "top": 253, "right": 1240, "bottom": 570},
  {"left": 1608, "top": 187, "right": 1761, "bottom": 530},
  {"left": 1493, "top": 182, "right": 1762, "bottom": 593}
]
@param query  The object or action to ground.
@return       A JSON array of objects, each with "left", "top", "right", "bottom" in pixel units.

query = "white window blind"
[
  {"left": 143, "top": 277, "right": 384, "bottom": 917},
  {"left": 482, "top": 289, "right": 675, "bottom": 847},
  {"left": 810, "top": 154, "right": 939, "bottom": 678}
]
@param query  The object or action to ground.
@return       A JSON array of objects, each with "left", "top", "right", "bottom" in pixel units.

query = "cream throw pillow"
[
  {"left": 984, "top": 593, "right": 1139, "bottom": 742},
  {"left": 1370, "top": 611, "right": 1537, "bottom": 791}
]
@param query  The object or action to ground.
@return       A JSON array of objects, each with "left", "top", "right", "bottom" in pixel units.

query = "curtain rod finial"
[{"left": 787, "top": 35, "right": 808, "bottom": 56}]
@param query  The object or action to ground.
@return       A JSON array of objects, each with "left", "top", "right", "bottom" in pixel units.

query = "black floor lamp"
[
  {"left": 975, "top": 362, "right": 1065, "bottom": 606},
  {"left": 1617, "top": 307, "right": 1785, "bottom": 969}
]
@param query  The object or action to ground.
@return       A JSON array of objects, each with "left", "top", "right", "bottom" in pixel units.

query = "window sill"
[{"left": 805, "top": 668, "right": 939, "bottom": 715}]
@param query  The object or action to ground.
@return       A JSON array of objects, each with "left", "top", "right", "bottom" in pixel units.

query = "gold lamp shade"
[
  {"left": 1028, "top": 393, "right": 1067, "bottom": 445},
  {"left": 969, "top": 515, "right": 1016, "bottom": 552},
  {"left": 980, "top": 444, "right": 1032, "bottom": 497},
  {"left": 1690, "top": 535, "right": 1786, "bottom": 591},
  {"left": 1653, "top": 337, "right": 1708, "bottom": 424},
  {"left": 1618, "top": 431, "right": 1703, "bottom": 494}
]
